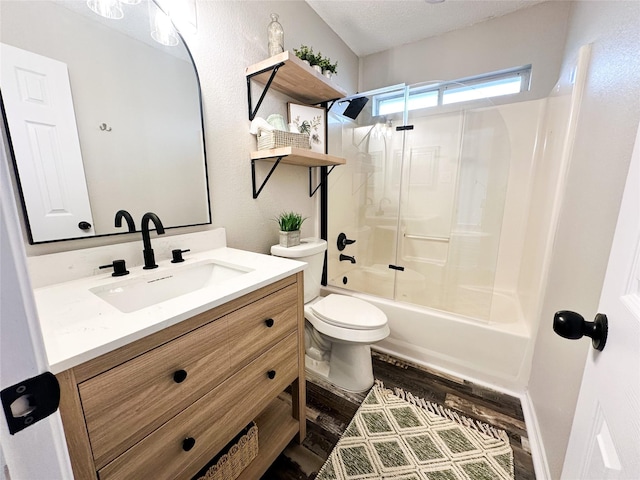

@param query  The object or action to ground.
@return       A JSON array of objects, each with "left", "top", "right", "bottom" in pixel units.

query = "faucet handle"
[
  {"left": 171, "top": 249, "right": 191, "bottom": 263},
  {"left": 99, "top": 259, "right": 129, "bottom": 277},
  {"left": 337, "top": 233, "right": 356, "bottom": 251}
]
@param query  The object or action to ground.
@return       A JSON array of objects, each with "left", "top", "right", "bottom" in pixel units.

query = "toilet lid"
[{"left": 310, "top": 294, "right": 387, "bottom": 330}]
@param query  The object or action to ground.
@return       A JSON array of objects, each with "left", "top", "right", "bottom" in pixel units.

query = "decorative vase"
[
  {"left": 323, "top": 70, "right": 332, "bottom": 79},
  {"left": 312, "top": 64, "right": 322, "bottom": 73},
  {"left": 268, "top": 13, "right": 284, "bottom": 57},
  {"left": 279, "top": 230, "right": 300, "bottom": 247},
  {"left": 302, "top": 59, "right": 311, "bottom": 66}
]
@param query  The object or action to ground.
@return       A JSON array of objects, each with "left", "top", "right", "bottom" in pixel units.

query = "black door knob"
[
  {"left": 267, "top": 370, "right": 276, "bottom": 379},
  {"left": 553, "top": 310, "right": 608, "bottom": 351},
  {"left": 78, "top": 221, "right": 92, "bottom": 230},
  {"left": 264, "top": 318, "right": 274, "bottom": 328},
  {"left": 173, "top": 370, "right": 188, "bottom": 383},
  {"left": 182, "top": 437, "right": 196, "bottom": 451}
]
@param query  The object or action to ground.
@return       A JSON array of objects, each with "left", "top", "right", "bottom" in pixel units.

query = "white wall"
[
  {"left": 528, "top": 2, "right": 640, "bottom": 478},
  {"left": 360, "top": 1, "right": 570, "bottom": 102},
  {"left": 3, "top": 0, "right": 359, "bottom": 257}
]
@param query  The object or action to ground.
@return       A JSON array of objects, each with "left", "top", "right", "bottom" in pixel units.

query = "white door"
[
  {"left": 1, "top": 42, "right": 94, "bottom": 243},
  {"left": 561, "top": 124, "right": 640, "bottom": 478},
  {"left": 0, "top": 131, "right": 73, "bottom": 477}
]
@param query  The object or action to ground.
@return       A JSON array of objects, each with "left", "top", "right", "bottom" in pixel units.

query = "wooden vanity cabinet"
[{"left": 57, "top": 273, "right": 306, "bottom": 480}]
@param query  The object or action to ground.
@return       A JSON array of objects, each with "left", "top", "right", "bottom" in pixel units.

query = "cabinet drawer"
[
  {"left": 79, "top": 316, "right": 230, "bottom": 468},
  {"left": 228, "top": 284, "right": 298, "bottom": 371},
  {"left": 98, "top": 332, "right": 299, "bottom": 480}
]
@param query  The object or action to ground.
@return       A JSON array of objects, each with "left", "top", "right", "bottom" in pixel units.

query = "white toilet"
[{"left": 271, "top": 238, "right": 389, "bottom": 392}]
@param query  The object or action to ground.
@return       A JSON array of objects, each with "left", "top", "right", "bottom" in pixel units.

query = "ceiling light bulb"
[{"left": 87, "top": 0, "right": 124, "bottom": 19}]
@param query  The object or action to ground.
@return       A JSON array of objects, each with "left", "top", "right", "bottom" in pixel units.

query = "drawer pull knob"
[
  {"left": 173, "top": 370, "right": 188, "bottom": 383},
  {"left": 267, "top": 370, "right": 276, "bottom": 379},
  {"left": 182, "top": 437, "right": 196, "bottom": 451},
  {"left": 265, "top": 318, "right": 274, "bottom": 328}
]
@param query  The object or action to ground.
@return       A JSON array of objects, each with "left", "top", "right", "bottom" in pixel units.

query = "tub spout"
[{"left": 340, "top": 254, "right": 356, "bottom": 264}]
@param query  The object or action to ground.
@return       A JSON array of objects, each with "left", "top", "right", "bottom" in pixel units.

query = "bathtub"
[{"left": 323, "top": 285, "right": 531, "bottom": 392}]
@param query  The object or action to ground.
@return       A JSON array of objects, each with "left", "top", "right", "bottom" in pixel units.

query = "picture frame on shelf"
[{"left": 288, "top": 103, "right": 326, "bottom": 154}]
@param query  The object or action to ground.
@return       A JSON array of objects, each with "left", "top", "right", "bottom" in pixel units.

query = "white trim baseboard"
[{"left": 519, "top": 390, "right": 551, "bottom": 480}]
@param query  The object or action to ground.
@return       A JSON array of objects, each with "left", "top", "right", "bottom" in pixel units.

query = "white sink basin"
[{"left": 90, "top": 260, "right": 252, "bottom": 313}]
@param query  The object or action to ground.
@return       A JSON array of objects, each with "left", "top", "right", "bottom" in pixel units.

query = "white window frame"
[{"left": 372, "top": 65, "right": 532, "bottom": 116}]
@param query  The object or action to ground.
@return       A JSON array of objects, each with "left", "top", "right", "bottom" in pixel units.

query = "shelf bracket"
[
  {"left": 247, "top": 63, "right": 285, "bottom": 120},
  {"left": 309, "top": 165, "right": 336, "bottom": 197},
  {"left": 252, "top": 157, "right": 283, "bottom": 199}
]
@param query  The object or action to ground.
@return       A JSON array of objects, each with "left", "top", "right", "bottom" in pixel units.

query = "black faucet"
[
  {"left": 114, "top": 210, "right": 136, "bottom": 233},
  {"left": 339, "top": 254, "right": 356, "bottom": 264},
  {"left": 141, "top": 212, "right": 165, "bottom": 269}
]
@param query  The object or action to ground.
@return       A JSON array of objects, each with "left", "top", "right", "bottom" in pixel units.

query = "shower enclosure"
[{"left": 328, "top": 84, "right": 511, "bottom": 323}]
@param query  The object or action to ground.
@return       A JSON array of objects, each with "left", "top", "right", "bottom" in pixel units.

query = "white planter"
[
  {"left": 312, "top": 65, "right": 322, "bottom": 73},
  {"left": 279, "top": 230, "right": 300, "bottom": 247},
  {"left": 323, "top": 70, "right": 333, "bottom": 79}
]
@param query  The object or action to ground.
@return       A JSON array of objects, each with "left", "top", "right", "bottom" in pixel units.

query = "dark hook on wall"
[{"left": 99, "top": 123, "right": 112, "bottom": 132}]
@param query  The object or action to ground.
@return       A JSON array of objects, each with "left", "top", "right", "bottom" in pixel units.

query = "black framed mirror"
[{"left": 0, "top": 0, "right": 210, "bottom": 243}]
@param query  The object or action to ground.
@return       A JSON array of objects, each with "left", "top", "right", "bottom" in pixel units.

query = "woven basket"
[
  {"left": 257, "top": 129, "right": 310, "bottom": 150},
  {"left": 193, "top": 422, "right": 258, "bottom": 480}
]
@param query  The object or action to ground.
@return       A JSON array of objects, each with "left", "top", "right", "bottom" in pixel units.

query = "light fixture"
[
  {"left": 87, "top": 0, "right": 123, "bottom": 19},
  {"left": 154, "top": 0, "right": 198, "bottom": 36},
  {"left": 149, "top": 0, "right": 179, "bottom": 46}
]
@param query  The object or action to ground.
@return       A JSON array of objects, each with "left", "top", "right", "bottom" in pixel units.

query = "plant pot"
[
  {"left": 302, "top": 59, "right": 310, "bottom": 66},
  {"left": 312, "top": 65, "right": 322, "bottom": 73},
  {"left": 279, "top": 230, "right": 300, "bottom": 247},
  {"left": 322, "top": 70, "right": 333, "bottom": 79}
]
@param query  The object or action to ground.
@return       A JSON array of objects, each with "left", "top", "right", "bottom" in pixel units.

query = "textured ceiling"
[{"left": 305, "top": 0, "right": 550, "bottom": 57}]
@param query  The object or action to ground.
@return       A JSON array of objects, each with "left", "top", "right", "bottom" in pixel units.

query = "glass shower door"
[
  {"left": 394, "top": 83, "right": 511, "bottom": 320},
  {"left": 327, "top": 85, "right": 407, "bottom": 300}
]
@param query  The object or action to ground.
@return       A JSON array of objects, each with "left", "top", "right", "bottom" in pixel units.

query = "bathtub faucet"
[
  {"left": 376, "top": 197, "right": 391, "bottom": 215},
  {"left": 339, "top": 254, "right": 356, "bottom": 264}
]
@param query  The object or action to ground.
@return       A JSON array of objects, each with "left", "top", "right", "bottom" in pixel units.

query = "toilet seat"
[{"left": 310, "top": 294, "right": 387, "bottom": 330}]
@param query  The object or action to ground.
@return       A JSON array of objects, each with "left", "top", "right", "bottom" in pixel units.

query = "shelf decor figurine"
[
  {"left": 276, "top": 211, "right": 306, "bottom": 247},
  {"left": 268, "top": 13, "right": 284, "bottom": 56}
]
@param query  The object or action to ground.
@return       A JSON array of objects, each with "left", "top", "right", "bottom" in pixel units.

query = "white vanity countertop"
[{"left": 34, "top": 247, "right": 305, "bottom": 374}]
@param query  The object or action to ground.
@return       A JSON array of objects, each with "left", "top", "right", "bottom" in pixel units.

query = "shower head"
[{"left": 341, "top": 96, "right": 369, "bottom": 120}]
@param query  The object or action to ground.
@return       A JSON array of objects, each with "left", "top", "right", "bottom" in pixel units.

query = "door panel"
[
  {"left": 562, "top": 124, "right": 640, "bottom": 479},
  {"left": 1, "top": 43, "right": 94, "bottom": 242}
]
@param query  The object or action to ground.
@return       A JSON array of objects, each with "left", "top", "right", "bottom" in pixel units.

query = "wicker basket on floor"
[
  {"left": 257, "top": 129, "right": 310, "bottom": 150},
  {"left": 193, "top": 422, "right": 258, "bottom": 480}
]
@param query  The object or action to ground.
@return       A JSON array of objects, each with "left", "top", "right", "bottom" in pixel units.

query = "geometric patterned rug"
[{"left": 315, "top": 381, "right": 515, "bottom": 480}]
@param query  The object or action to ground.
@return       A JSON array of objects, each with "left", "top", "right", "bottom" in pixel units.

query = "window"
[{"left": 373, "top": 66, "right": 531, "bottom": 115}]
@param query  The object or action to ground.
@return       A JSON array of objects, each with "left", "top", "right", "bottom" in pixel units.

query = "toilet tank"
[{"left": 271, "top": 238, "right": 327, "bottom": 303}]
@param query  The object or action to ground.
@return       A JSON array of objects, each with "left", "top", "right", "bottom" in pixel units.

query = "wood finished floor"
[{"left": 262, "top": 351, "right": 535, "bottom": 480}]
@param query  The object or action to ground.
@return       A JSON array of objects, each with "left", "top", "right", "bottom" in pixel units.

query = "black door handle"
[
  {"left": 78, "top": 221, "right": 92, "bottom": 230},
  {"left": 553, "top": 310, "right": 608, "bottom": 351}
]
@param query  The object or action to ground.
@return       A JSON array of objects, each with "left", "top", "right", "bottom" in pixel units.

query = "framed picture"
[{"left": 288, "top": 103, "right": 326, "bottom": 153}]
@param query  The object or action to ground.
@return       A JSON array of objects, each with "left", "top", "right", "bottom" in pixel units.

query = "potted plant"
[
  {"left": 293, "top": 45, "right": 313, "bottom": 65},
  {"left": 319, "top": 57, "right": 338, "bottom": 78},
  {"left": 276, "top": 211, "right": 306, "bottom": 247}
]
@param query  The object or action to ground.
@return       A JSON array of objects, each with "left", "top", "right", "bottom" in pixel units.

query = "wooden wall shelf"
[
  {"left": 246, "top": 51, "right": 347, "bottom": 108},
  {"left": 250, "top": 148, "right": 345, "bottom": 198},
  {"left": 251, "top": 147, "right": 345, "bottom": 167}
]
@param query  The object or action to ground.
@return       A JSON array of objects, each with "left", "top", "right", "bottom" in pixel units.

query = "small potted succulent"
[
  {"left": 319, "top": 57, "right": 338, "bottom": 78},
  {"left": 276, "top": 211, "right": 306, "bottom": 247},
  {"left": 293, "top": 45, "right": 314, "bottom": 66}
]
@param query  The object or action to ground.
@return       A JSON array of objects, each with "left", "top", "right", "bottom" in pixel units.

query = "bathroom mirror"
[{"left": 0, "top": 0, "right": 210, "bottom": 243}]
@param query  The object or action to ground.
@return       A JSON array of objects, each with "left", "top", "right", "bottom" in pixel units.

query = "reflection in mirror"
[{"left": 0, "top": 0, "right": 210, "bottom": 243}]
